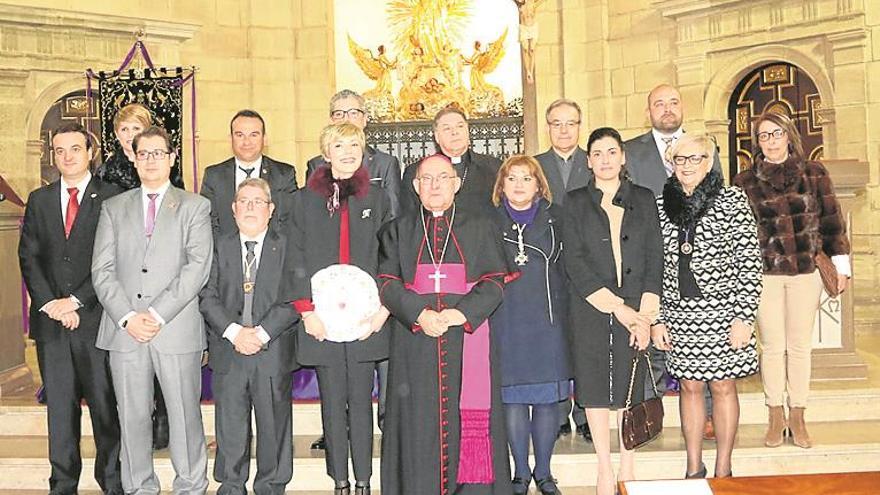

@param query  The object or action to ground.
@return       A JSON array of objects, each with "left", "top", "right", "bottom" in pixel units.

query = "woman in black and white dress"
[{"left": 651, "top": 133, "right": 762, "bottom": 479}]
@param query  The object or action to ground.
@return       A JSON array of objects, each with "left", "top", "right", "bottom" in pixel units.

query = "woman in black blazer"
[{"left": 562, "top": 127, "right": 663, "bottom": 495}]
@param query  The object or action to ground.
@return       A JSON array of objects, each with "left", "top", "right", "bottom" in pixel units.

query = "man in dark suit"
[
  {"left": 625, "top": 83, "right": 719, "bottom": 438},
  {"left": 19, "top": 123, "right": 123, "bottom": 494},
  {"left": 400, "top": 106, "right": 502, "bottom": 215},
  {"left": 201, "top": 109, "right": 298, "bottom": 237},
  {"left": 533, "top": 99, "right": 592, "bottom": 443},
  {"left": 200, "top": 177, "right": 299, "bottom": 494},
  {"left": 624, "top": 84, "right": 722, "bottom": 197},
  {"left": 305, "top": 89, "right": 401, "bottom": 216}
]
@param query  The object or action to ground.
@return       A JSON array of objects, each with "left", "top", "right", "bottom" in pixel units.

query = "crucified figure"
[{"left": 513, "top": 0, "right": 546, "bottom": 83}]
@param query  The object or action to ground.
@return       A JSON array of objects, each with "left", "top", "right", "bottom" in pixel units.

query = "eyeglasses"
[
  {"left": 757, "top": 129, "right": 786, "bottom": 142},
  {"left": 135, "top": 149, "right": 171, "bottom": 161},
  {"left": 672, "top": 154, "right": 708, "bottom": 166},
  {"left": 416, "top": 173, "right": 457, "bottom": 185},
  {"left": 330, "top": 108, "right": 366, "bottom": 120},
  {"left": 505, "top": 175, "right": 534, "bottom": 184},
  {"left": 548, "top": 120, "right": 580, "bottom": 130},
  {"left": 235, "top": 198, "right": 271, "bottom": 208}
]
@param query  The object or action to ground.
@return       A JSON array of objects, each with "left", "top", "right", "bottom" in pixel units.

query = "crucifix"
[
  {"left": 428, "top": 268, "right": 447, "bottom": 293},
  {"left": 513, "top": 0, "right": 546, "bottom": 154}
]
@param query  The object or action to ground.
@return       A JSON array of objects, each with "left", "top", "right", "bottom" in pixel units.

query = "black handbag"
[{"left": 621, "top": 351, "right": 664, "bottom": 450}]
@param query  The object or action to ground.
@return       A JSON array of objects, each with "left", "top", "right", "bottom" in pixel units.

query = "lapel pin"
[
  {"left": 90, "top": 193, "right": 97, "bottom": 199},
  {"left": 362, "top": 209, "right": 371, "bottom": 219}
]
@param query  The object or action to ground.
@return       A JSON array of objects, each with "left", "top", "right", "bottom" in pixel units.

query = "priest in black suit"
[
  {"left": 400, "top": 106, "right": 502, "bottom": 215},
  {"left": 379, "top": 154, "right": 515, "bottom": 495},
  {"left": 18, "top": 123, "right": 123, "bottom": 494},
  {"left": 200, "top": 109, "right": 298, "bottom": 237},
  {"left": 199, "top": 177, "right": 299, "bottom": 494},
  {"left": 305, "top": 89, "right": 401, "bottom": 217}
]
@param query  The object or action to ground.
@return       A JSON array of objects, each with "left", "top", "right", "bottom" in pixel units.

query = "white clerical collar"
[
  {"left": 61, "top": 172, "right": 92, "bottom": 193},
  {"left": 235, "top": 156, "right": 263, "bottom": 170},
  {"left": 240, "top": 228, "right": 268, "bottom": 244},
  {"left": 652, "top": 127, "right": 684, "bottom": 141},
  {"left": 142, "top": 181, "right": 171, "bottom": 196}
]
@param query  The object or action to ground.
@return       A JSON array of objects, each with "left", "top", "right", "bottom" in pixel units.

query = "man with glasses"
[
  {"left": 200, "top": 177, "right": 299, "bottom": 494},
  {"left": 533, "top": 99, "right": 593, "bottom": 444},
  {"left": 306, "top": 89, "right": 401, "bottom": 217},
  {"left": 93, "top": 126, "right": 212, "bottom": 494},
  {"left": 400, "top": 106, "right": 502, "bottom": 215},
  {"left": 379, "top": 154, "right": 514, "bottom": 494},
  {"left": 19, "top": 123, "right": 123, "bottom": 494},
  {"left": 625, "top": 83, "right": 721, "bottom": 439},
  {"left": 201, "top": 109, "right": 298, "bottom": 238}
]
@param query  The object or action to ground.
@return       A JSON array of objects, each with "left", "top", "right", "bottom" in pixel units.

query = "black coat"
[
  {"left": 200, "top": 156, "right": 298, "bottom": 237},
  {"left": 19, "top": 178, "right": 123, "bottom": 342},
  {"left": 399, "top": 149, "right": 502, "bottom": 216},
  {"left": 285, "top": 184, "right": 392, "bottom": 366},
  {"left": 490, "top": 201, "right": 571, "bottom": 387},
  {"left": 199, "top": 229, "right": 299, "bottom": 375},
  {"left": 306, "top": 146, "right": 402, "bottom": 217},
  {"left": 562, "top": 179, "right": 663, "bottom": 408}
]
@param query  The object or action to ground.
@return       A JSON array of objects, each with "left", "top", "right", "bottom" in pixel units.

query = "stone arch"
[{"left": 702, "top": 44, "right": 836, "bottom": 165}]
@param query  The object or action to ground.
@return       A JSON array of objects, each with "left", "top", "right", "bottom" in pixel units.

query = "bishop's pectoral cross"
[{"left": 429, "top": 268, "right": 447, "bottom": 293}]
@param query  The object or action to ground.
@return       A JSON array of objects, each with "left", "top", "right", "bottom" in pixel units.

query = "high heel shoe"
[
  {"left": 511, "top": 475, "right": 531, "bottom": 495},
  {"left": 685, "top": 463, "right": 707, "bottom": 479},
  {"left": 334, "top": 480, "right": 351, "bottom": 495},
  {"left": 354, "top": 481, "right": 370, "bottom": 495},
  {"left": 764, "top": 405, "right": 786, "bottom": 447}
]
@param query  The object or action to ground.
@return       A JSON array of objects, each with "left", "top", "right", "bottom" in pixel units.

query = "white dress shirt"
[
  {"left": 234, "top": 156, "right": 264, "bottom": 189},
  {"left": 652, "top": 127, "right": 685, "bottom": 177},
  {"left": 222, "top": 228, "right": 272, "bottom": 345}
]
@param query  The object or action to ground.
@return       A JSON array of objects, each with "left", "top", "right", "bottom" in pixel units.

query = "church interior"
[{"left": 0, "top": 0, "right": 879, "bottom": 493}]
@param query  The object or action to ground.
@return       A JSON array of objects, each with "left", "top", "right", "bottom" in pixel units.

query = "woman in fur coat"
[{"left": 733, "top": 112, "right": 851, "bottom": 449}]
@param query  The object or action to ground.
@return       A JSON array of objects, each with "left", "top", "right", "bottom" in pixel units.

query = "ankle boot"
[
  {"left": 764, "top": 406, "right": 786, "bottom": 447},
  {"left": 788, "top": 407, "right": 812, "bottom": 448}
]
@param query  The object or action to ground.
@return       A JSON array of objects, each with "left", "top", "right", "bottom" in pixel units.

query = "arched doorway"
[
  {"left": 727, "top": 62, "right": 824, "bottom": 178},
  {"left": 38, "top": 89, "right": 102, "bottom": 186}
]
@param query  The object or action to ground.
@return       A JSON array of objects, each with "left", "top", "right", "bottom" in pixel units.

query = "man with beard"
[
  {"left": 400, "top": 106, "right": 502, "bottom": 216},
  {"left": 625, "top": 84, "right": 720, "bottom": 438},
  {"left": 379, "top": 154, "right": 515, "bottom": 495},
  {"left": 625, "top": 84, "right": 721, "bottom": 197}
]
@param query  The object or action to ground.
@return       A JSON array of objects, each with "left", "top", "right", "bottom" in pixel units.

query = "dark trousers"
[
  {"left": 213, "top": 359, "right": 293, "bottom": 495},
  {"left": 558, "top": 396, "right": 587, "bottom": 427},
  {"left": 36, "top": 336, "right": 122, "bottom": 494},
  {"left": 376, "top": 359, "right": 388, "bottom": 428},
  {"left": 315, "top": 356, "right": 376, "bottom": 484}
]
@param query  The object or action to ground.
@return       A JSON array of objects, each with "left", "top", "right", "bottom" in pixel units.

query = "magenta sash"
[{"left": 410, "top": 263, "right": 494, "bottom": 484}]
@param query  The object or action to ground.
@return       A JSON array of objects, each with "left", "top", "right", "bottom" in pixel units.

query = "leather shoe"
[
  {"left": 334, "top": 480, "right": 351, "bottom": 495},
  {"left": 576, "top": 423, "right": 592, "bottom": 442},
  {"left": 152, "top": 412, "right": 169, "bottom": 451},
  {"left": 311, "top": 435, "right": 326, "bottom": 450},
  {"left": 511, "top": 475, "right": 531, "bottom": 495},
  {"left": 556, "top": 422, "right": 572, "bottom": 439},
  {"left": 535, "top": 474, "right": 562, "bottom": 494},
  {"left": 354, "top": 482, "right": 370, "bottom": 495}
]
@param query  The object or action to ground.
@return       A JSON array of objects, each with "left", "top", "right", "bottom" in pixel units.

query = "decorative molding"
[{"left": 0, "top": 3, "right": 200, "bottom": 43}]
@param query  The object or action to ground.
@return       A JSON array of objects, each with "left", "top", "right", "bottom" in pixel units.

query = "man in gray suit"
[
  {"left": 93, "top": 126, "right": 212, "bottom": 494},
  {"left": 624, "top": 84, "right": 719, "bottom": 438},
  {"left": 534, "top": 98, "right": 592, "bottom": 443},
  {"left": 624, "top": 84, "right": 721, "bottom": 197},
  {"left": 200, "top": 178, "right": 299, "bottom": 494}
]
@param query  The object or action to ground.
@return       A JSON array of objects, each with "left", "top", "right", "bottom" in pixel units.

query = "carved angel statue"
[
  {"left": 462, "top": 29, "right": 507, "bottom": 95},
  {"left": 348, "top": 35, "right": 397, "bottom": 99}
]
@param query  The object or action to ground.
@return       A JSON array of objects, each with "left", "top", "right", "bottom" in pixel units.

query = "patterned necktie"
[
  {"left": 242, "top": 240, "right": 257, "bottom": 326},
  {"left": 64, "top": 187, "right": 79, "bottom": 239},
  {"left": 145, "top": 193, "right": 158, "bottom": 237},
  {"left": 240, "top": 167, "right": 255, "bottom": 178},
  {"left": 662, "top": 137, "right": 675, "bottom": 176}
]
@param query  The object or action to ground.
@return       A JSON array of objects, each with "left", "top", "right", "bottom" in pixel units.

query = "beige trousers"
[{"left": 756, "top": 270, "right": 823, "bottom": 408}]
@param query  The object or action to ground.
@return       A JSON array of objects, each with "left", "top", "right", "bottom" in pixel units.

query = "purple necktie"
[{"left": 145, "top": 193, "right": 158, "bottom": 237}]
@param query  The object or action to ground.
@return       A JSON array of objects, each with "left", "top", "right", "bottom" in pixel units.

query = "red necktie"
[{"left": 64, "top": 187, "right": 79, "bottom": 239}]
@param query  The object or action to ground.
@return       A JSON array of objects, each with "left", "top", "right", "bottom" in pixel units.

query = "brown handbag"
[
  {"left": 621, "top": 351, "right": 664, "bottom": 450},
  {"left": 815, "top": 251, "right": 840, "bottom": 297}
]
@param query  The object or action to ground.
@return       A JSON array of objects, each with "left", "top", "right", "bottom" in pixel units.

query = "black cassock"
[{"left": 378, "top": 205, "right": 515, "bottom": 495}]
